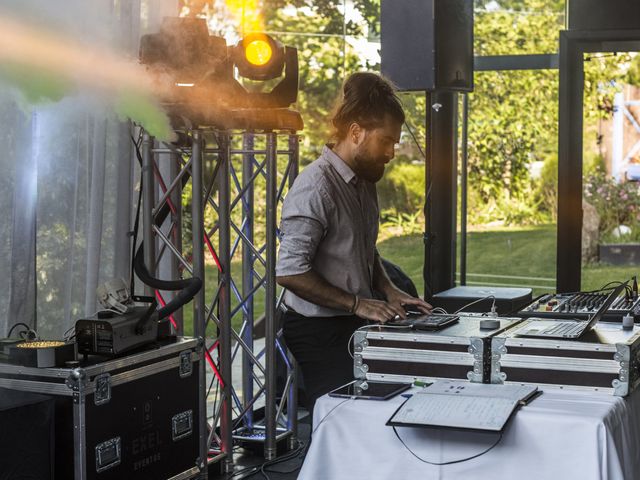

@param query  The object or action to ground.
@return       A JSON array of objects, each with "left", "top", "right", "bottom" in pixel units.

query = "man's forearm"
[{"left": 276, "top": 270, "right": 355, "bottom": 312}]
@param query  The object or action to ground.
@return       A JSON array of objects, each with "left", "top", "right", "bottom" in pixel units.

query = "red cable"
[
  {"left": 151, "top": 162, "right": 227, "bottom": 457},
  {"left": 204, "top": 231, "right": 223, "bottom": 272},
  {"left": 149, "top": 147, "right": 227, "bottom": 394},
  {"left": 205, "top": 348, "right": 224, "bottom": 388},
  {"left": 154, "top": 290, "right": 178, "bottom": 330},
  {"left": 151, "top": 157, "right": 222, "bottom": 281}
]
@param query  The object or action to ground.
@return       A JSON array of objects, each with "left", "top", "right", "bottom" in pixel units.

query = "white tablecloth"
[{"left": 299, "top": 387, "right": 640, "bottom": 480}]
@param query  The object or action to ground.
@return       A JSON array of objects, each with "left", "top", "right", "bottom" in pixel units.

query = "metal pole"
[
  {"left": 71, "top": 369, "right": 87, "bottom": 480},
  {"left": 460, "top": 94, "right": 469, "bottom": 286},
  {"left": 423, "top": 91, "right": 432, "bottom": 300},
  {"left": 288, "top": 134, "right": 299, "bottom": 188},
  {"left": 142, "top": 132, "right": 155, "bottom": 296},
  {"left": 170, "top": 151, "right": 184, "bottom": 334},
  {"left": 241, "top": 133, "right": 255, "bottom": 429},
  {"left": 264, "top": 132, "right": 278, "bottom": 460},
  {"left": 286, "top": 134, "right": 299, "bottom": 450},
  {"left": 557, "top": 31, "right": 583, "bottom": 292},
  {"left": 191, "top": 131, "right": 209, "bottom": 478},
  {"left": 217, "top": 132, "right": 234, "bottom": 473},
  {"left": 424, "top": 91, "right": 458, "bottom": 296}
]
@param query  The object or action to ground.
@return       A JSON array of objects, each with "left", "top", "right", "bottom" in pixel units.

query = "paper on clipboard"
[{"left": 387, "top": 380, "right": 539, "bottom": 432}]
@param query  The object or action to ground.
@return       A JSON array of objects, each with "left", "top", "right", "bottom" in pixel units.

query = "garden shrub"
[{"left": 584, "top": 169, "right": 640, "bottom": 242}]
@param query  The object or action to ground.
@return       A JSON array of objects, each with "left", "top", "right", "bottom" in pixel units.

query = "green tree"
[
  {"left": 471, "top": 0, "right": 640, "bottom": 224},
  {"left": 263, "top": 0, "right": 379, "bottom": 163},
  {"left": 469, "top": 0, "right": 563, "bottom": 216}
]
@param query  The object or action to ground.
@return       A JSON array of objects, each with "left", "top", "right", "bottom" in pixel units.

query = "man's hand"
[
  {"left": 354, "top": 298, "right": 405, "bottom": 323},
  {"left": 384, "top": 287, "right": 432, "bottom": 319},
  {"left": 371, "top": 253, "right": 431, "bottom": 321}
]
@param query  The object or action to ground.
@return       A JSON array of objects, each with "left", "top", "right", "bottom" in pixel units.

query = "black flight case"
[
  {"left": 353, "top": 314, "right": 524, "bottom": 384},
  {"left": 0, "top": 337, "right": 204, "bottom": 480},
  {"left": 491, "top": 323, "right": 640, "bottom": 396}
]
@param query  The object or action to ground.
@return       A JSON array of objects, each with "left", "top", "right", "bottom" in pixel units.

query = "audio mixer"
[{"left": 518, "top": 289, "right": 640, "bottom": 322}]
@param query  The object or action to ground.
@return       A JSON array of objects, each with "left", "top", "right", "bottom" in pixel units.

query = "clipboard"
[{"left": 386, "top": 381, "right": 541, "bottom": 433}]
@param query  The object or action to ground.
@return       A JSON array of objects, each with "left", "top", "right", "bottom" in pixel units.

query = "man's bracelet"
[{"left": 350, "top": 295, "right": 360, "bottom": 314}]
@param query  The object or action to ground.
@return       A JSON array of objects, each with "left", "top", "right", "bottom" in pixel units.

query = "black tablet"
[{"left": 328, "top": 380, "right": 411, "bottom": 400}]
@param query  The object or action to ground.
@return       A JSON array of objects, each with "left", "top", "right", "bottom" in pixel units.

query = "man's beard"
[{"left": 353, "top": 151, "right": 385, "bottom": 183}]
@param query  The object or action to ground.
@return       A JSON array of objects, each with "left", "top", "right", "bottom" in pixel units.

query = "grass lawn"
[
  {"left": 182, "top": 224, "right": 638, "bottom": 335},
  {"left": 378, "top": 224, "right": 638, "bottom": 297}
]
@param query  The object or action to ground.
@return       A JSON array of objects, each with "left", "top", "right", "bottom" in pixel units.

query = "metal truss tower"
[{"left": 139, "top": 127, "right": 300, "bottom": 475}]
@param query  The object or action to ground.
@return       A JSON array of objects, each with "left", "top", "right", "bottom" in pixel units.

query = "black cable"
[
  {"left": 133, "top": 246, "right": 202, "bottom": 320},
  {"left": 19, "top": 329, "right": 37, "bottom": 341},
  {"left": 232, "top": 400, "right": 352, "bottom": 479},
  {"left": 558, "top": 283, "right": 624, "bottom": 296},
  {"left": 599, "top": 281, "right": 624, "bottom": 291},
  {"left": 227, "top": 464, "right": 261, "bottom": 479},
  {"left": 226, "top": 440, "right": 307, "bottom": 480},
  {"left": 392, "top": 426, "right": 503, "bottom": 465},
  {"left": 263, "top": 449, "right": 308, "bottom": 475},
  {"left": 403, "top": 120, "right": 426, "bottom": 160},
  {"left": 224, "top": 442, "right": 306, "bottom": 480},
  {"left": 131, "top": 134, "right": 192, "bottom": 232},
  {"left": 129, "top": 134, "right": 202, "bottom": 321},
  {"left": 403, "top": 120, "right": 433, "bottom": 300},
  {"left": 130, "top": 134, "right": 144, "bottom": 298},
  {"left": 598, "top": 281, "right": 631, "bottom": 297},
  {"left": 7, "top": 322, "right": 32, "bottom": 338},
  {"left": 402, "top": 119, "right": 431, "bottom": 205},
  {"left": 259, "top": 441, "right": 307, "bottom": 479}
]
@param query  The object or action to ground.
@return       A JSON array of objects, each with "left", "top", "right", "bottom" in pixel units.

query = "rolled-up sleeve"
[{"left": 276, "top": 177, "right": 333, "bottom": 277}]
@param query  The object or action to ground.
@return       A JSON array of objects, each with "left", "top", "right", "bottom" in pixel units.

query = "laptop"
[{"left": 514, "top": 282, "right": 627, "bottom": 339}]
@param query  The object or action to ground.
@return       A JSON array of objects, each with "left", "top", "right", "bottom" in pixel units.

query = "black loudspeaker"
[
  {"left": 381, "top": 0, "right": 473, "bottom": 92},
  {"left": 431, "top": 286, "right": 533, "bottom": 315},
  {"left": 568, "top": 0, "right": 640, "bottom": 31}
]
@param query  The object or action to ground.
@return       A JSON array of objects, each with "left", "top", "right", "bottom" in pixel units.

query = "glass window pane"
[
  {"left": 475, "top": 0, "right": 565, "bottom": 56},
  {"left": 582, "top": 51, "right": 640, "bottom": 290},
  {"left": 377, "top": 92, "right": 427, "bottom": 295},
  {"left": 460, "top": 68, "right": 559, "bottom": 296}
]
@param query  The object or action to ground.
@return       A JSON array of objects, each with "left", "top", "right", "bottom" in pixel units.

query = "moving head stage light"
[{"left": 140, "top": 17, "right": 302, "bottom": 131}]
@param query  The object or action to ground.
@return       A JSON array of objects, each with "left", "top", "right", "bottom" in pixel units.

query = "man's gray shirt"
[{"left": 276, "top": 145, "right": 379, "bottom": 317}]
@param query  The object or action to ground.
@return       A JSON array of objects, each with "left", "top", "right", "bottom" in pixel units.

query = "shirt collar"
[{"left": 322, "top": 144, "right": 357, "bottom": 184}]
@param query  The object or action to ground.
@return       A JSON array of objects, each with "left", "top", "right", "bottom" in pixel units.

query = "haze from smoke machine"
[{"left": 0, "top": 2, "right": 176, "bottom": 141}]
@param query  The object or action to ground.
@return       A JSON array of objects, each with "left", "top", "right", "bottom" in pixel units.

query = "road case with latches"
[
  {"left": 0, "top": 337, "right": 204, "bottom": 480},
  {"left": 491, "top": 322, "right": 640, "bottom": 396},
  {"left": 353, "top": 315, "right": 524, "bottom": 384}
]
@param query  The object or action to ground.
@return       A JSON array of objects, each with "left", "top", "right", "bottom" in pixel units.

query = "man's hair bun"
[{"left": 331, "top": 72, "right": 404, "bottom": 140}]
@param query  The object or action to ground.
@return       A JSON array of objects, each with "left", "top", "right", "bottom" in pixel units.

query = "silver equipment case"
[
  {"left": 353, "top": 314, "right": 524, "bottom": 384},
  {"left": 491, "top": 322, "right": 640, "bottom": 396},
  {"left": 0, "top": 337, "right": 203, "bottom": 480}
]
